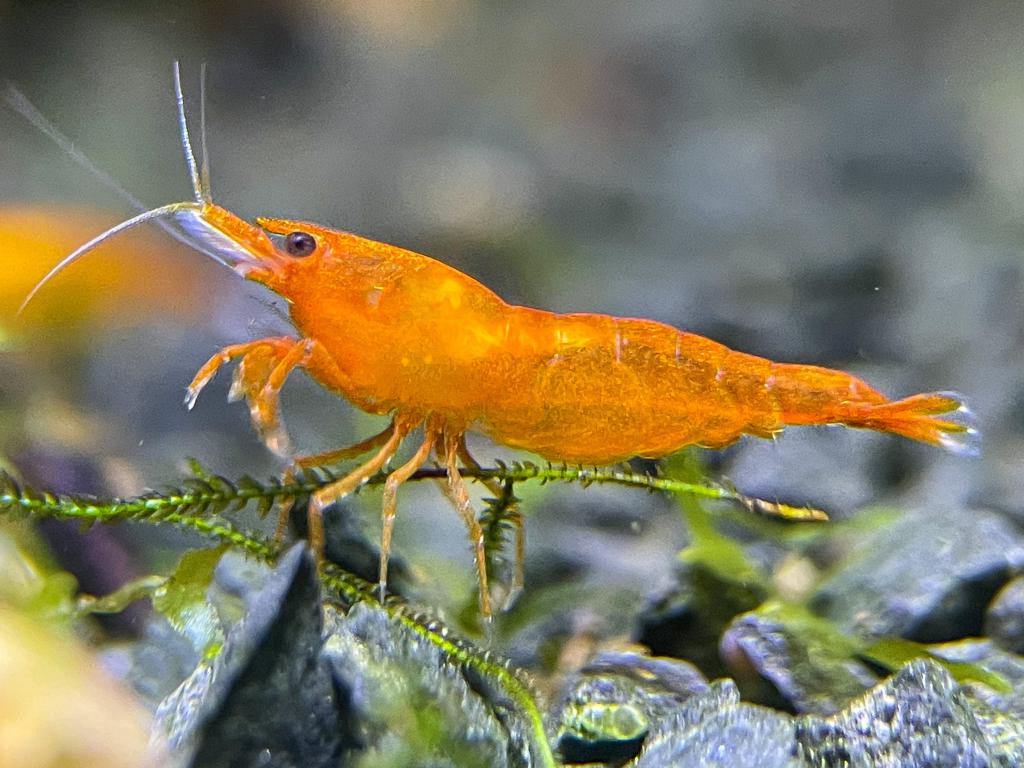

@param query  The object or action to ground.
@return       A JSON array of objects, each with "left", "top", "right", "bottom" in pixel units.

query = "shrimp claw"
[{"left": 186, "top": 336, "right": 311, "bottom": 455}]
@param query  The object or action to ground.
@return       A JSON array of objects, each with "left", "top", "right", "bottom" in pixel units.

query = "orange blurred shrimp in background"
[{"left": 14, "top": 67, "right": 978, "bottom": 618}]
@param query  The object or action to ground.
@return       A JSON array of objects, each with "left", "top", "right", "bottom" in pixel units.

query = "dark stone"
[
  {"left": 558, "top": 729, "right": 646, "bottom": 765},
  {"left": 986, "top": 576, "right": 1024, "bottom": 655},
  {"left": 635, "top": 561, "right": 768, "bottom": 678},
  {"left": 812, "top": 507, "right": 1024, "bottom": 642},
  {"left": 155, "top": 545, "right": 347, "bottom": 768},
  {"left": 721, "top": 603, "right": 879, "bottom": 715}
]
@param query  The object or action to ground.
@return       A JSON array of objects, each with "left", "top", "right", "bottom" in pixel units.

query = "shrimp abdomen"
[{"left": 479, "top": 310, "right": 979, "bottom": 463}]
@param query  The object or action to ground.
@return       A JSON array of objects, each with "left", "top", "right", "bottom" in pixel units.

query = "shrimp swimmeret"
[{"left": 16, "top": 66, "right": 978, "bottom": 616}]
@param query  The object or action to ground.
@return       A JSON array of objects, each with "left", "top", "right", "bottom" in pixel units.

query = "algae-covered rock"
[
  {"left": 551, "top": 650, "right": 707, "bottom": 763},
  {"left": 321, "top": 602, "right": 540, "bottom": 768},
  {"left": 550, "top": 650, "right": 802, "bottom": 766},
  {"left": 720, "top": 601, "right": 878, "bottom": 715},
  {"left": 154, "top": 544, "right": 552, "bottom": 768},
  {"left": 552, "top": 645, "right": 1024, "bottom": 766},
  {"left": 145, "top": 539, "right": 1024, "bottom": 768}
]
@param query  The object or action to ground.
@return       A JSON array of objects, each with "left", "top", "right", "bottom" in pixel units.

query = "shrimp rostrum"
[{"left": 20, "top": 69, "right": 978, "bottom": 617}]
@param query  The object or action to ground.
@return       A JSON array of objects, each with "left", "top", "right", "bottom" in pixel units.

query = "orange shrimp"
[{"left": 17, "top": 66, "right": 978, "bottom": 617}]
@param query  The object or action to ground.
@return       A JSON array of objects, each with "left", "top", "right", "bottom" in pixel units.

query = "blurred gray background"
[{"left": 1, "top": 2, "right": 1021, "bottom": 591}]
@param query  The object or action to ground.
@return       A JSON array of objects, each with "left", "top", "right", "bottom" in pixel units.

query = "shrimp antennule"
[
  {"left": 198, "top": 62, "right": 212, "bottom": 202},
  {"left": 172, "top": 61, "right": 205, "bottom": 205}
]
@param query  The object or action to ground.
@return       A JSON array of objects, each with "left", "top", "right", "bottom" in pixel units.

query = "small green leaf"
[
  {"left": 25, "top": 570, "right": 79, "bottom": 622},
  {"left": 152, "top": 545, "right": 227, "bottom": 657},
  {"left": 663, "top": 451, "right": 763, "bottom": 585},
  {"left": 861, "top": 637, "right": 1012, "bottom": 694}
]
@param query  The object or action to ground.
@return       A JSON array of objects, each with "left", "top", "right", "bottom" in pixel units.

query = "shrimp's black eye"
[{"left": 285, "top": 231, "right": 317, "bottom": 257}]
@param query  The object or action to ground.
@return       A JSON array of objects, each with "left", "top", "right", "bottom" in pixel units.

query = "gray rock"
[
  {"left": 930, "top": 639, "right": 1024, "bottom": 766},
  {"left": 634, "top": 681, "right": 801, "bottom": 768},
  {"left": 155, "top": 545, "right": 345, "bottom": 768},
  {"left": 123, "top": 615, "right": 200, "bottom": 708},
  {"left": 929, "top": 639, "right": 1024, "bottom": 746},
  {"left": 812, "top": 506, "right": 1024, "bottom": 641},
  {"left": 796, "top": 659, "right": 996, "bottom": 768},
  {"left": 986, "top": 576, "right": 1024, "bottom": 655}
]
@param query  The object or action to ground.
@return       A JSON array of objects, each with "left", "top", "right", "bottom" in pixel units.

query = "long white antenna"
[
  {"left": 10, "top": 65, "right": 257, "bottom": 315},
  {"left": 11, "top": 66, "right": 264, "bottom": 315},
  {"left": 17, "top": 202, "right": 202, "bottom": 314},
  {"left": 173, "top": 61, "right": 204, "bottom": 204}
]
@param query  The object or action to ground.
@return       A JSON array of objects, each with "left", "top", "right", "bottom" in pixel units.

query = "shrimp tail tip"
[
  {"left": 933, "top": 390, "right": 982, "bottom": 457},
  {"left": 857, "top": 390, "right": 981, "bottom": 457}
]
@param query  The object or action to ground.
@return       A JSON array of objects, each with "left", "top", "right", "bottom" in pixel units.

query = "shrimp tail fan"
[{"left": 851, "top": 391, "right": 980, "bottom": 456}]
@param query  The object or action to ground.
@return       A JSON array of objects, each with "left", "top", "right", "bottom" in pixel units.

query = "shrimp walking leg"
[
  {"left": 457, "top": 435, "right": 525, "bottom": 603},
  {"left": 378, "top": 427, "right": 437, "bottom": 600},
  {"left": 273, "top": 420, "right": 397, "bottom": 543},
  {"left": 293, "top": 420, "right": 397, "bottom": 471},
  {"left": 306, "top": 420, "right": 412, "bottom": 562},
  {"left": 444, "top": 430, "right": 493, "bottom": 618}
]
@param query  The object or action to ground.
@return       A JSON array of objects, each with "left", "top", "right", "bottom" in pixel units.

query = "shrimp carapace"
[{"left": 19, "top": 66, "right": 979, "bottom": 618}]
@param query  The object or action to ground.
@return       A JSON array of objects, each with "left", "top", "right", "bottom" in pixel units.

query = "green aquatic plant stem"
[
  {"left": 0, "top": 460, "right": 820, "bottom": 768},
  {"left": 0, "top": 470, "right": 556, "bottom": 767},
  {"left": 0, "top": 462, "right": 820, "bottom": 527}
]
